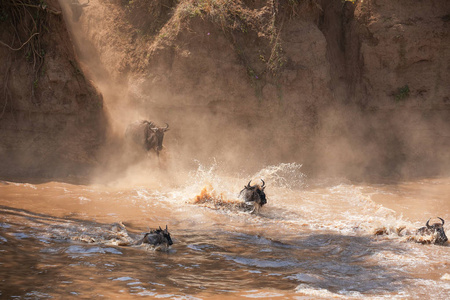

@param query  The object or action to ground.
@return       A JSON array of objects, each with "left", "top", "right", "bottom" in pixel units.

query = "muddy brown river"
[{"left": 1, "top": 163, "right": 449, "bottom": 299}]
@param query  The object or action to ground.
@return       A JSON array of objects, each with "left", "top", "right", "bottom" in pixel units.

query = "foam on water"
[
  {"left": 241, "top": 290, "right": 285, "bottom": 298},
  {"left": 1, "top": 167, "right": 449, "bottom": 299},
  {"left": 127, "top": 162, "right": 444, "bottom": 247}
]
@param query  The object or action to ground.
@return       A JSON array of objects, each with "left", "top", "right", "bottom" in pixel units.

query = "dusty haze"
[
  {"left": 1, "top": 0, "right": 449, "bottom": 182},
  {"left": 1, "top": 3, "right": 450, "bottom": 298}
]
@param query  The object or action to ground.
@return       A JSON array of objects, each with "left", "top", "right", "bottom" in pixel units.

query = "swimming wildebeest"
[
  {"left": 239, "top": 179, "right": 267, "bottom": 213},
  {"left": 136, "top": 225, "right": 173, "bottom": 249},
  {"left": 416, "top": 217, "right": 447, "bottom": 245},
  {"left": 125, "top": 120, "right": 169, "bottom": 157},
  {"left": 374, "top": 217, "right": 448, "bottom": 245},
  {"left": 74, "top": 223, "right": 174, "bottom": 250}
]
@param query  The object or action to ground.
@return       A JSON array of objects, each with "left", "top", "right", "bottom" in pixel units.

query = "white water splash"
[{"left": 251, "top": 162, "right": 306, "bottom": 190}]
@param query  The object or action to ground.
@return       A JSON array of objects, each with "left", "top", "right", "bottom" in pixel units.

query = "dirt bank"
[
  {"left": 1, "top": 0, "right": 449, "bottom": 181},
  {"left": 0, "top": 0, "right": 107, "bottom": 180},
  {"left": 68, "top": 0, "right": 450, "bottom": 179}
]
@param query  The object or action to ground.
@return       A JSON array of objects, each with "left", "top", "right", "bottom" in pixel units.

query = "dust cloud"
[
  {"left": 57, "top": 0, "right": 450, "bottom": 186},
  {"left": 59, "top": 0, "right": 279, "bottom": 185},
  {"left": 313, "top": 104, "right": 450, "bottom": 181}
]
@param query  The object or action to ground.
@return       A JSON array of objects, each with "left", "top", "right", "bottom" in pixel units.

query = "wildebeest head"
[
  {"left": 141, "top": 225, "right": 173, "bottom": 248},
  {"left": 239, "top": 179, "right": 267, "bottom": 212},
  {"left": 417, "top": 217, "right": 448, "bottom": 245}
]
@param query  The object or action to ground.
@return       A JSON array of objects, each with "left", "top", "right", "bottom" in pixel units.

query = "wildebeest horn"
[
  {"left": 438, "top": 217, "right": 445, "bottom": 225},
  {"left": 261, "top": 179, "right": 265, "bottom": 188},
  {"left": 247, "top": 180, "right": 252, "bottom": 188},
  {"left": 159, "top": 226, "right": 162, "bottom": 231},
  {"left": 426, "top": 219, "right": 431, "bottom": 228},
  {"left": 164, "top": 123, "right": 169, "bottom": 131},
  {"left": 165, "top": 225, "right": 168, "bottom": 231}
]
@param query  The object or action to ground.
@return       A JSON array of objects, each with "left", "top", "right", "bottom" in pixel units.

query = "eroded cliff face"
[
  {"left": 0, "top": 0, "right": 107, "bottom": 179},
  {"left": 345, "top": 0, "right": 449, "bottom": 106},
  {"left": 1, "top": 0, "right": 449, "bottom": 180},
  {"left": 316, "top": 0, "right": 450, "bottom": 178},
  {"left": 65, "top": 0, "right": 449, "bottom": 179}
]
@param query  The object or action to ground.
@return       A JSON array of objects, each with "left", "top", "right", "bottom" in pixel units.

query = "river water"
[{"left": 1, "top": 163, "right": 449, "bottom": 299}]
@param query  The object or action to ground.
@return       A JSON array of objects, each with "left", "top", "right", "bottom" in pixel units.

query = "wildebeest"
[
  {"left": 74, "top": 223, "right": 174, "bottom": 250},
  {"left": 416, "top": 217, "right": 447, "bottom": 245},
  {"left": 374, "top": 217, "right": 448, "bottom": 245},
  {"left": 136, "top": 225, "right": 173, "bottom": 249},
  {"left": 125, "top": 120, "right": 169, "bottom": 157},
  {"left": 239, "top": 179, "right": 267, "bottom": 213}
]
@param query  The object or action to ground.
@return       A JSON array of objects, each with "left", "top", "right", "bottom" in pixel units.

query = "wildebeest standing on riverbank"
[{"left": 125, "top": 120, "right": 169, "bottom": 158}]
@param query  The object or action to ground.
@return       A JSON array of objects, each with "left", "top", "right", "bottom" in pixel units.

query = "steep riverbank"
[
  {"left": 1, "top": 0, "right": 449, "bottom": 181},
  {"left": 0, "top": 0, "right": 107, "bottom": 179}
]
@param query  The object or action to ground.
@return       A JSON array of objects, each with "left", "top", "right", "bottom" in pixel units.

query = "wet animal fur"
[
  {"left": 135, "top": 225, "right": 173, "bottom": 249},
  {"left": 73, "top": 223, "right": 173, "bottom": 250},
  {"left": 414, "top": 217, "right": 447, "bottom": 245},
  {"left": 373, "top": 217, "right": 448, "bottom": 245},
  {"left": 192, "top": 183, "right": 267, "bottom": 214},
  {"left": 239, "top": 179, "right": 267, "bottom": 213}
]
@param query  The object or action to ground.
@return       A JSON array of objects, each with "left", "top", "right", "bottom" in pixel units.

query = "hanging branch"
[
  {"left": 6, "top": 1, "right": 61, "bottom": 15},
  {"left": 1, "top": 0, "right": 55, "bottom": 105},
  {"left": 0, "top": 32, "right": 39, "bottom": 51}
]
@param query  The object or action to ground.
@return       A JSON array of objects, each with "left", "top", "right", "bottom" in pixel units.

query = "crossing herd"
[{"left": 116, "top": 120, "right": 448, "bottom": 249}]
